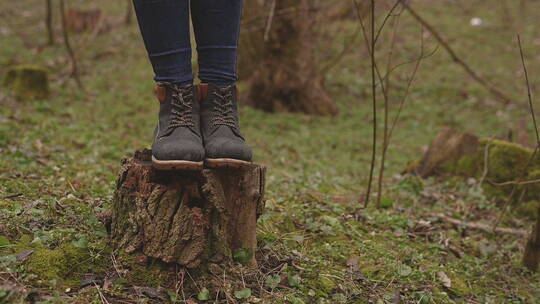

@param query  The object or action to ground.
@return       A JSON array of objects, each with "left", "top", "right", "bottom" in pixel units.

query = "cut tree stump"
[
  {"left": 111, "top": 149, "right": 266, "bottom": 269},
  {"left": 3, "top": 65, "right": 49, "bottom": 100}
]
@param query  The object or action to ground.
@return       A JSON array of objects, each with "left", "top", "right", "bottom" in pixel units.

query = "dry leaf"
[{"left": 437, "top": 271, "right": 451, "bottom": 288}]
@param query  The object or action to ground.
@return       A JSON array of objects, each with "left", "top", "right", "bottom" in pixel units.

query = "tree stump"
[
  {"left": 3, "top": 65, "right": 49, "bottom": 100},
  {"left": 240, "top": 0, "right": 338, "bottom": 116},
  {"left": 111, "top": 149, "right": 266, "bottom": 269}
]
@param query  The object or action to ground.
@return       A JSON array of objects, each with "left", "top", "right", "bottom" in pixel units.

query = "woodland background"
[{"left": 1, "top": 0, "right": 540, "bottom": 303}]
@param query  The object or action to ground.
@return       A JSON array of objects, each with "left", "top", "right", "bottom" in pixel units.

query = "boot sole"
[
  {"left": 151, "top": 156, "right": 204, "bottom": 171},
  {"left": 205, "top": 158, "right": 252, "bottom": 169}
]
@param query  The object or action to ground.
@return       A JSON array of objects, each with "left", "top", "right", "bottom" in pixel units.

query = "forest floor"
[{"left": 1, "top": 0, "right": 540, "bottom": 303}]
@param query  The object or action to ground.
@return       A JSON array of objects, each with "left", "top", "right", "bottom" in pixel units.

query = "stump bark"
[{"left": 111, "top": 149, "right": 266, "bottom": 268}]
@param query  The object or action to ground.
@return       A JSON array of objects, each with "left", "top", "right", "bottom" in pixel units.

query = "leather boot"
[
  {"left": 198, "top": 83, "right": 252, "bottom": 168},
  {"left": 151, "top": 83, "right": 204, "bottom": 170}
]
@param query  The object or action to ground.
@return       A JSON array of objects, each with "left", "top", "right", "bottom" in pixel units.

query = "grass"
[{"left": 1, "top": 0, "right": 540, "bottom": 303}]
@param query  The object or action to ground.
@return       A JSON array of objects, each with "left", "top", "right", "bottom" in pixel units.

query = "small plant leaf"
[
  {"left": 288, "top": 274, "right": 301, "bottom": 287},
  {"left": 197, "top": 287, "right": 210, "bottom": 301},
  {"left": 233, "top": 248, "right": 253, "bottom": 264},
  {"left": 264, "top": 274, "right": 281, "bottom": 289},
  {"left": 380, "top": 197, "right": 394, "bottom": 209},
  {"left": 398, "top": 264, "right": 412, "bottom": 277},
  {"left": 234, "top": 288, "right": 251, "bottom": 299},
  {"left": 72, "top": 234, "right": 88, "bottom": 249}
]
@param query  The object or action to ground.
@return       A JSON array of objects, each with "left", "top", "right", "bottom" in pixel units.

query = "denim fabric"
[{"left": 133, "top": 0, "right": 243, "bottom": 86}]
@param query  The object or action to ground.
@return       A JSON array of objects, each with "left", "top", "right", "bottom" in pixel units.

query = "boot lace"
[
  {"left": 161, "top": 83, "right": 194, "bottom": 135},
  {"left": 211, "top": 86, "right": 237, "bottom": 130}
]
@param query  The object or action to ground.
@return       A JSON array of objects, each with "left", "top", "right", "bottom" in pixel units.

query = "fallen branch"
[
  {"left": 401, "top": 1, "right": 517, "bottom": 107},
  {"left": 489, "top": 177, "right": 540, "bottom": 187},
  {"left": 431, "top": 213, "right": 529, "bottom": 237}
]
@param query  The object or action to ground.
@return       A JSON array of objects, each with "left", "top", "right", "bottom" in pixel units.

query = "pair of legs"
[
  {"left": 133, "top": 0, "right": 243, "bottom": 86},
  {"left": 133, "top": 0, "right": 252, "bottom": 170}
]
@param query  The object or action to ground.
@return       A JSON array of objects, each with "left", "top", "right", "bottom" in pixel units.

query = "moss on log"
[
  {"left": 3, "top": 65, "right": 49, "bottom": 100},
  {"left": 111, "top": 149, "right": 266, "bottom": 269}
]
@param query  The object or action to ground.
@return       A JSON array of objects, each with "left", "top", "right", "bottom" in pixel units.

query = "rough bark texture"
[
  {"left": 111, "top": 150, "right": 266, "bottom": 269},
  {"left": 240, "top": 0, "right": 337, "bottom": 116},
  {"left": 415, "top": 127, "right": 480, "bottom": 177}
]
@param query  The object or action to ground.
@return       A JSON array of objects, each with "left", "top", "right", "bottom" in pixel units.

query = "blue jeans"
[{"left": 133, "top": 0, "right": 243, "bottom": 86}]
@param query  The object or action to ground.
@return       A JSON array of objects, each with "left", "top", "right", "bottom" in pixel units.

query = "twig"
[
  {"left": 431, "top": 213, "right": 528, "bottom": 237},
  {"left": 363, "top": 0, "right": 377, "bottom": 207},
  {"left": 374, "top": 0, "right": 402, "bottom": 44},
  {"left": 493, "top": 35, "right": 539, "bottom": 230},
  {"left": 94, "top": 283, "right": 111, "bottom": 304},
  {"left": 377, "top": 21, "right": 426, "bottom": 207},
  {"left": 264, "top": 0, "right": 277, "bottom": 42},
  {"left": 520, "top": 35, "right": 540, "bottom": 145},
  {"left": 59, "top": 0, "right": 83, "bottom": 89},
  {"left": 401, "top": 1, "right": 516, "bottom": 107},
  {"left": 490, "top": 178, "right": 540, "bottom": 187},
  {"left": 479, "top": 137, "right": 493, "bottom": 186},
  {"left": 517, "top": 34, "right": 540, "bottom": 271},
  {"left": 386, "top": 26, "right": 427, "bottom": 146},
  {"left": 376, "top": 11, "right": 401, "bottom": 208},
  {"left": 1, "top": 193, "right": 23, "bottom": 199}
]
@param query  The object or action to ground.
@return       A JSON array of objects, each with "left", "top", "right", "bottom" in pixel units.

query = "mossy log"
[
  {"left": 3, "top": 65, "right": 49, "bottom": 100},
  {"left": 410, "top": 127, "right": 540, "bottom": 271},
  {"left": 409, "top": 127, "right": 540, "bottom": 201},
  {"left": 111, "top": 149, "right": 266, "bottom": 269}
]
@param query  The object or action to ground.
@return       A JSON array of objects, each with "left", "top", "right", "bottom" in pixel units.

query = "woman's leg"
[
  {"left": 191, "top": 0, "right": 252, "bottom": 167},
  {"left": 133, "top": 0, "right": 204, "bottom": 170},
  {"left": 133, "top": 0, "right": 193, "bottom": 85},
  {"left": 190, "top": 0, "right": 243, "bottom": 86}
]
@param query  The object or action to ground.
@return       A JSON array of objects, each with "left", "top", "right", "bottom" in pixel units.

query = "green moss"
[
  {"left": 3, "top": 65, "right": 49, "bottom": 100},
  {"left": 305, "top": 275, "right": 337, "bottom": 298},
  {"left": 0, "top": 236, "right": 10, "bottom": 247},
  {"left": 317, "top": 276, "right": 336, "bottom": 293},
  {"left": 437, "top": 138, "right": 540, "bottom": 203},
  {"left": 26, "top": 243, "right": 89, "bottom": 285},
  {"left": 450, "top": 153, "right": 481, "bottom": 177},
  {"left": 484, "top": 139, "right": 537, "bottom": 183},
  {"left": 448, "top": 275, "right": 472, "bottom": 297},
  {"left": 118, "top": 252, "right": 166, "bottom": 287}
]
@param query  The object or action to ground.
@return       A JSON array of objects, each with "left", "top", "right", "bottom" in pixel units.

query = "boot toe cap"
[
  {"left": 152, "top": 139, "right": 205, "bottom": 162},
  {"left": 205, "top": 137, "right": 252, "bottom": 161}
]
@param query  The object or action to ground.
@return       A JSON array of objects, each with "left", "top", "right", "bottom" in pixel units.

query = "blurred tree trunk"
[
  {"left": 240, "top": 0, "right": 337, "bottom": 116},
  {"left": 46, "top": 0, "right": 54, "bottom": 45}
]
